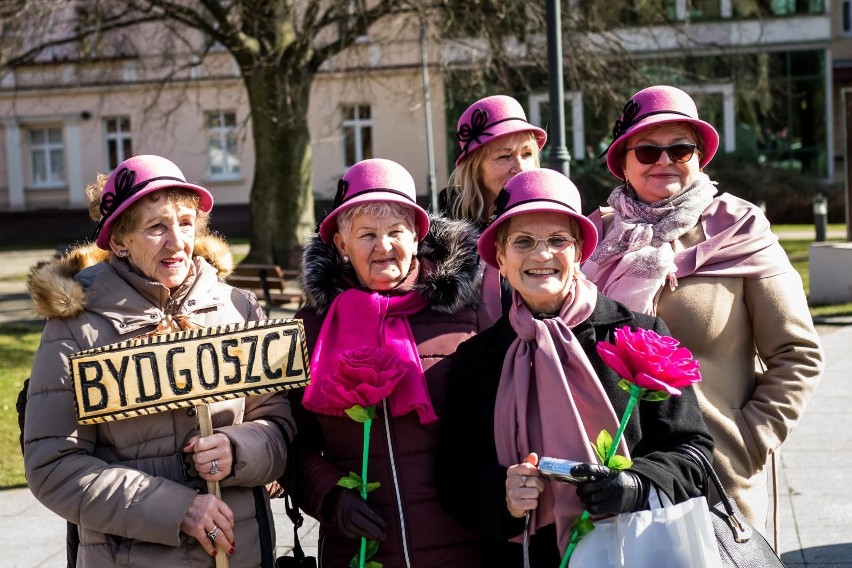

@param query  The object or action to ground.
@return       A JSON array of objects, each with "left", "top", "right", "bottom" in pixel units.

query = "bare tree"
[{"left": 1, "top": 0, "right": 419, "bottom": 266}]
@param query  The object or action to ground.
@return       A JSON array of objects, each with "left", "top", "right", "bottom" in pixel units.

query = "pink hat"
[
  {"left": 477, "top": 168, "right": 598, "bottom": 268},
  {"left": 605, "top": 85, "right": 719, "bottom": 180},
  {"left": 455, "top": 95, "right": 547, "bottom": 166},
  {"left": 93, "top": 155, "right": 213, "bottom": 249},
  {"left": 317, "top": 159, "right": 430, "bottom": 244}
]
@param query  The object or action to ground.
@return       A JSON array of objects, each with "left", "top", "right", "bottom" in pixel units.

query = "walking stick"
[{"left": 198, "top": 404, "right": 229, "bottom": 568}]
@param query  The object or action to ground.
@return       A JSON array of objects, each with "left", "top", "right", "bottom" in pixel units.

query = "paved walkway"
[{"left": 1, "top": 238, "right": 851, "bottom": 566}]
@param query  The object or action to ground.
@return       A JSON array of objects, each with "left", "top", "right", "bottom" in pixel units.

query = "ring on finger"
[
  {"left": 209, "top": 459, "right": 220, "bottom": 475},
  {"left": 206, "top": 525, "right": 221, "bottom": 540},
  {"left": 521, "top": 475, "right": 528, "bottom": 487}
]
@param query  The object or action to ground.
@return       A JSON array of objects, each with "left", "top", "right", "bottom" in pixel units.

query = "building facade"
[{"left": 0, "top": 2, "right": 841, "bottom": 242}]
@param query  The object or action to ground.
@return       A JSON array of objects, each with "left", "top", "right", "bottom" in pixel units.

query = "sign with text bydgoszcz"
[{"left": 69, "top": 319, "right": 309, "bottom": 425}]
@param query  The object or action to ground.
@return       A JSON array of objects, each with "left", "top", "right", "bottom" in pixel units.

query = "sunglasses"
[
  {"left": 506, "top": 234, "right": 577, "bottom": 253},
  {"left": 625, "top": 143, "right": 698, "bottom": 165}
]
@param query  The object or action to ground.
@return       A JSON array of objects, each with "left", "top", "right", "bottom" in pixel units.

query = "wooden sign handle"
[{"left": 197, "top": 403, "right": 229, "bottom": 568}]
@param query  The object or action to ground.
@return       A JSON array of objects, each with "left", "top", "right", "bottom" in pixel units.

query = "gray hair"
[{"left": 336, "top": 201, "right": 418, "bottom": 238}]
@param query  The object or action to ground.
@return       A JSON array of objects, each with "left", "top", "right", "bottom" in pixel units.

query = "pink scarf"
[
  {"left": 494, "top": 275, "right": 629, "bottom": 554},
  {"left": 302, "top": 287, "right": 438, "bottom": 424},
  {"left": 583, "top": 186, "right": 786, "bottom": 315}
]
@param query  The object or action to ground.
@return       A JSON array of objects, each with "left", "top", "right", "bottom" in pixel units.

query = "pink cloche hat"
[
  {"left": 455, "top": 95, "right": 547, "bottom": 166},
  {"left": 93, "top": 154, "right": 214, "bottom": 249},
  {"left": 605, "top": 85, "right": 720, "bottom": 180},
  {"left": 477, "top": 168, "right": 598, "bottom": 269},
  {"left": 317, "top": 158, "right": 430, "bottom": 244}
]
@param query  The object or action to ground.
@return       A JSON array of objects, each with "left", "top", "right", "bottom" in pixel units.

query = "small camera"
[{"left": 538, "top": 457, "right": 590, "bottom": 483}]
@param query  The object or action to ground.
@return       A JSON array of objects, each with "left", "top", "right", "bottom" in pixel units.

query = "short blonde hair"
[{"left": 446, "top": 131, "right": 540, "bottom": 224}]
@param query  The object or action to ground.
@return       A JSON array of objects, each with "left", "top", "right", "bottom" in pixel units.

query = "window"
[
  {"left": 528, "top": 92, "right": 586, "bottom": 160},
  {"left": 205, "top": 111, "right": 241, "bottom": 178},
  {"left": 104, "top": 117, "right": 133, "bottom": 169},
  {"left": 29, "top": 127, "right": 65, "bottom": 187},
  {"left": 844, "top": 0, "right": 852, "bottom": 35},
  {"left": 341, "top": 104, "right": 373, "bottom": 167}
]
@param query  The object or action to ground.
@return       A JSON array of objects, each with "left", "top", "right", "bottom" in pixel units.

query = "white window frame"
[
  {"left": 104, "top": 116, "right": 133, "bottom": 170},
  {"left": 205, "top": 110, "right": 241, "bottom": 180},
  {"left": 681, "top": 83, "right": 736, "bottom": 153},
  {"left": 341, "top": 104, "right": 373, "bottom": 168},
  {"left": 528, "top": 92, "right": 586, "bottom": 160},
  {"left": 843, "top": 0, "right": 852, "bottom": 36},
  {"left": 28, "top": 126, "right": 66, "bottom": 188}
]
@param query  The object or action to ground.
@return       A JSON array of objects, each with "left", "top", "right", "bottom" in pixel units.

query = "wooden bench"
[{"left": 226, "top": 263, "right": 303, "bottom": 314}]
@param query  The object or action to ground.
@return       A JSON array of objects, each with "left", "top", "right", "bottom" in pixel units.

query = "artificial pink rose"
[
  {"left": 322, "top": 346, "right": 408, "bottom": 409},
  {"left": 596, "top": 326, "right": 701, "bottom": 396}
]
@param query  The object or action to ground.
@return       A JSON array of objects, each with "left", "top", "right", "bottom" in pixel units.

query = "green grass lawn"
[
  {"left": 0, "top": 228, "right": 848, "bottom": 489},
  {"left": 0, "top": 324, "right": 42, "bottom": 488}
]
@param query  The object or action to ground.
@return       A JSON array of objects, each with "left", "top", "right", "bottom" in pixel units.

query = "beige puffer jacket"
[{"left": 23, "top": 236, "right": 295, "bottom": 567}]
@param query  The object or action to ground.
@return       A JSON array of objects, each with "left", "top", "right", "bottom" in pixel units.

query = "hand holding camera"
[
  {"left": 539, "top": 458, "right": 648, "bottom": 514},
  {"left": 537, "top": 457, "right": 594, "bottom": 483}
]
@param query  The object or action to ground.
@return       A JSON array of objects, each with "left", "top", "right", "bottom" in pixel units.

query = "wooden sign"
[{"left": 69, "top": 319, "right": 310, "bottom": 425}]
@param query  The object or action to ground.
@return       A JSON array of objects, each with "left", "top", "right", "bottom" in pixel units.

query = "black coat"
[{"left": 435, "top": 292, "right": 714, "bottom": 567}]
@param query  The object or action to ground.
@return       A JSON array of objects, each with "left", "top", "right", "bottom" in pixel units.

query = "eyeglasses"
[
  {"left": 506, "top": 234, "right": 577, "bottom": 253},
  {"left": 625, "top": 143, "right": 698, "bottom": 165}
]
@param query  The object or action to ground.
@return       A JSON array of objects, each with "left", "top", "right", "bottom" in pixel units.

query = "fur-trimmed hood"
[
  {"left": 301, "top": 214, "right": 483, "bottom": 315},
  {"left": 28, "top": 234, "right": 235, "bottom": 320}
]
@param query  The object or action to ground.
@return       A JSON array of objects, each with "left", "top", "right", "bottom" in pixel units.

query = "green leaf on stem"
[
  {"left": 594, "top": 430, "right": 613, "bottom": 464},
  {"left": 365, "top": 481, "right": 381, "bottom": 493},
  {"left": 642, "top": 390, "right": 671, "bottom": 402},
  {"left": 617, "top": 378, "right": 633, "bottom": 393},
  {"left": 606, "top": 454, "right": 633, "bottom": 470},
  {"left": 337, "top": 471, "right": 363, "bottom": 489},
  {"left": 570, "top": 514, "right": 596, "bottom": 541},
  {"left": 364, "top": 562, "right": 383, "bottom": 568},
  {"left": 349, "top": 555, "right": 358, "bottom": 568},
  {"left": 365, "top": 539, "right": 380, "bottom": 558},
  {"left": 345, "top": 404, "right": 374, "bottom": 423}
]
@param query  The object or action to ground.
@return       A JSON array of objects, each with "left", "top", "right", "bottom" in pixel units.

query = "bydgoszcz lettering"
[{"left": 69, "top": 320, "right": 309, "bottom": 424}]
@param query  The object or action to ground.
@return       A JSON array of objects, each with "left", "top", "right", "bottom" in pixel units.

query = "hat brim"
[
  {"left": 456, "top": 124, "right": 548, "bottom": 166},
  {"left": 318, "top": 192, "right": 430, "bottom": 244},
  {"left": 477, "top": 203, "right": 598, "bottom": 269},
  {"left": 95, "top": 181, "right": 214, "bottom": 249},
  {"left": 605, "top": 115, "right": 719, "bottom": 180}
]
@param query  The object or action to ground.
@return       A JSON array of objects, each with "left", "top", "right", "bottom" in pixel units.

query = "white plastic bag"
[{"left": 570, "top": 488, "right": 723, "bottom": 568}]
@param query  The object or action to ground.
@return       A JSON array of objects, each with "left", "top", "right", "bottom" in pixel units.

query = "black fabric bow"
[
  {"left": 332, "top": 179, "right": 349, "bottom": 209},
  {"left": 611, "top": 99, "right": 640, "bottom": 141},
  {"left": 99, "top": 167, "right": 136, "bottom": 220},
  {"left": 487, "top": 188, "right": 511, "bottom": 225},
  {"left": 315, "top": 178, "right": 350, "bottom": 236},
  {"left": 457, "top": 109, "right": 493, "bottom": 157}
]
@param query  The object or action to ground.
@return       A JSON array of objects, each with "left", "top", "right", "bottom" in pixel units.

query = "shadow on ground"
[{"left": 781, "top": 542, "right": 852, "bottom": 565}]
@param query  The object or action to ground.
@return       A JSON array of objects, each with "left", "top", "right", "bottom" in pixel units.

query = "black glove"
[
  {"left": 321, "top": 486, "right": 387, "bottom": 541},
  {"left": 571, "top": 463, "right": 649, "bottom": 515}
]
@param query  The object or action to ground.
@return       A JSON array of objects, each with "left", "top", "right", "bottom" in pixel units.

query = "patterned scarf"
[{"left": 583, "top": 173, "right": 716, "bottom": 313}]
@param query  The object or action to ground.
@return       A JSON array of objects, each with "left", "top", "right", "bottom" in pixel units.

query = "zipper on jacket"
[{"left": 382, "top": 398, "right": 412, "bottom": 568}]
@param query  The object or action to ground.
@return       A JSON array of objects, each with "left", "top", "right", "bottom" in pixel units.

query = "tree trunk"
[{"left": 242, "top": 62, "right": 315, "bottom": 268}]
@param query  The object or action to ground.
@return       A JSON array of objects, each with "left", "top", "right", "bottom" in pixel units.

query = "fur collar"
[
  {"left": 301, "top": 214, "right": 483, "bottom": 315},
  {"left": 28, "top": 234, "right": 235, "bottom": 320}
]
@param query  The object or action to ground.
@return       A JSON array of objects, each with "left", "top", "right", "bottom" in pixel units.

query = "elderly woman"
[
  {"left": 24, "top": 154, "right": 294, "bottom": 567},
  {"left": 435, "top": 168, "right": 713, "bottom": 566},
  {"left": 582, "top": 85, "right": 824, "bottom": 530},
  {"left": 440, "top": 94, "right": 547, "bottom": 322},
  {"left": 290, "top": 158, "right": 490, "bottom": 567}
]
